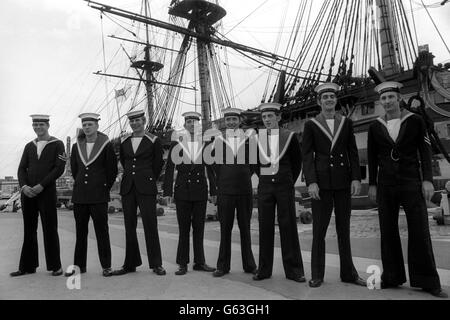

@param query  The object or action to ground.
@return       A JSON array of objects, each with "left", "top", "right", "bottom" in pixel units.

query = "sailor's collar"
[
  {"left": 257, "top": 129, "right": 295, "bottom": 164},
  {"left": 77, "top": 132, "right": 110, "bottom": 166},
  {"left": 32, "top": 136, "right": 59, "bottom": 146},
  {"left": 310, "top": 113, "right": 346, "bottom": 151},
  {"left": 121, "top": 132, "right": 157, "bottom": 144},
  {"left": 377, "top": 110, "right": 414, "bottom": 126}
]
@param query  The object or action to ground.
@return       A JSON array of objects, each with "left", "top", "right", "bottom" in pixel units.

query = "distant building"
[
  {"left": 56, "top": 174, "right": 74, "bottom": 189},
  {"left": 56, "top": 136, "right": 75, "bottom": 190},
  {"left": 0, "top": 176, "right": 19, "bottom": 198}
]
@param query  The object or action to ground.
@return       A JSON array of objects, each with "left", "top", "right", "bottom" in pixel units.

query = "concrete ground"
[{"left": 1, "top": 205, "right": 449, "bottom": 300}]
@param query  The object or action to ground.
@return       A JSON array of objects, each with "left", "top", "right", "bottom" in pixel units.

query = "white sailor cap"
[
  {"left": 126, "top": 110, "right": 145, "bottom": 120},
  {"left": 314, "top": 82, "right": 340, "bottom": 96},
  {"left": 30, "top": 114, "right": 50, "bottom": 123},
  {"left": 223, "top": 108, "right": 243, "bottom": 118},
  {"left": 79, "top": 112, "right": 100, "bottom": 122},
  {"left": 259, "top": 103, "right": 282, "bottom": 114},
  {"left": 374, "top": 81, "right": 403, "bottom": 95},
  {"left": 182, "top": 111, "right": 202, "bottom": 121}
]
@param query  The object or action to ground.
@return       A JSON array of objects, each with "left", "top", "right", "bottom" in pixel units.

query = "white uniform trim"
[
  {"left": 311, "top": 118, "right": 333, "bottom": 142},
  {"left": 376, "top": 112, "right": 415, "bottom": 142},
  {"left": 310, "top": 117, "right": 346, "bottom": 152},
  {"left": 257, "top": 131, "right": 294, "bottom": 164},
  {"left": 215, "top": 134, "right": 248, "bottom": 157},
  {"left": 178, "top": 141, "right": 205, "bottom": 163},
  {"left": 424, "top": 134, "right": 432, "bottom": 146},
  {"left": 376, "top": 112, "right": 414, "bottom": 128},
  {"left": 32, "top": 137, "right": 59, "bottom": 146},
  {"left": 331, "top": 117, "right": 346, "bottom": 152},
  {"left": 144, "top": 133, "right": 157, "bottom": 144},
  {"left": 120, "top": 133, "right": 132, "bottom": 144},
  {"left": 77, "top": 138, "right": 110, "bottom": 167},
  {"left": 32, "top": 137, "right": 60, "bottom": 157}
]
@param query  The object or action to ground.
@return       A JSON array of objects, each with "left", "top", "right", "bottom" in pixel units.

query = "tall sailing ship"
[{"left": 56, "top": 0, "right": 450, "bottom": 210}]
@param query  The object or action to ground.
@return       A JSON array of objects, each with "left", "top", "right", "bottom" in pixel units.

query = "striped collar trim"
[
  {"left": 32, "top": 136, "right": 59, "bottom": 146},
  {"left": 144, "top": 133, "right": 157, "bottom": 143},
  {"left": 311, "top": 116, "right": 346, "bottom": 151},
  {"left": 121, "top": 132, "right": 157, "bottom": 144},
  {"left": 77, "top": 132, "right": 110, "bottom": 167},
  {"left": 215, "top": 134, "right": 248, "bottom": 157},
  {"left": 376, "top": 111, "right": 414, "bottom": 127},
  {"left": 257, "top": 131, "right": 294, "bottom": 164},
  {"left": 178, "top": 141, "right": 205, "bottom": 163}
]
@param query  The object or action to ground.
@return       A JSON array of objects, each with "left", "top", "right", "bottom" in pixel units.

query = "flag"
[
  {"left": 115, "top": 88, "right": 126, "bottom": 99},
  {"left": 115, "top": 86, "right": 131, "bottom": 101}
]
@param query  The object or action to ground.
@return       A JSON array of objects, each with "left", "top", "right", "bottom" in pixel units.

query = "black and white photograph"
[{"left": 1, "top": 0, "right": 450, "bottom": 309}]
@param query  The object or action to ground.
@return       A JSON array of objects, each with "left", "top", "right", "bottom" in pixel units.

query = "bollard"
[{"left": 437, "top": 190, "right": 449, "bottom": 225}]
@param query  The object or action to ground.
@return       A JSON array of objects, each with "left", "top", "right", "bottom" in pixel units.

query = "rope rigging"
[
  {"left": 277, "top": 0, "right": 422, "bottom": 104},
  {"left": 420, "top": 0, "right": 450, "bottom": 55},
  {"left": 83, "top": 0, "right": 448, "bottom": 139}
]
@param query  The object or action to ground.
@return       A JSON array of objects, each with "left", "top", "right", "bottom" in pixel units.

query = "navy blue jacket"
[
  {"left": 119, "top": 132, "right": 164, "bottom": 196},
  {"left": 71, "top": 132, "right": 118, "bottom": 204},
  {"left": 302, "top": 114, "right": 361, "bottom": 190},
  {"left": 163, "top": 138, "right": 217, "bottom": 201},
  {"left": 212, "top": 132, "right": 255, "bottom": 196},
  {"left": 368, "top": 111, "right": 433, "bottom": 186},
  {"left": 18, "top": 137, "right": 65, "bottom": 190},
  {"left": 256, "top": 128, "right": 302, "bottom": 194}
]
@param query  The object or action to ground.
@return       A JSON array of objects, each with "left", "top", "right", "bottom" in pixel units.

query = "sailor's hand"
[
  {"left": 351, "top": 180, "right": 362, "bottom": 196},
  {"left": 31, "top": 184, "right": 44, "bottom": 195},
  {"left": 58, "top": 152, "right": 69, "bottom": 162},
  {"left": 308, "top": 183, "right": 320, "bottom": 201},
  {"left": 368, "top": 185, "right": 377, "bottom": 203},
  {"left": 422, "top": 181, "right": 435, "bottom": 202},
  {"left": 209, "top": 196, "right": 217, "bottom": 205},
  {"left": 22, "top": 185, "right": 37, "bottom": 198}
]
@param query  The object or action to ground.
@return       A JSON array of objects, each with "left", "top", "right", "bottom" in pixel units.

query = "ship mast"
[
  {"left": 169, "top": 1, "right": 227, "bottom": 131},
  {"left": 144, "top": 0, "right": 154, "bottom": 127},
  {"left": 376, "top": 0, "right": 400, "bottom": 77},
  {"left": 86, "top": 0, "right": 285, "bottom": 132}
]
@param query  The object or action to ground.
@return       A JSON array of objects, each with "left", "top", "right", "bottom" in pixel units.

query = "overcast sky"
[{"left": 0, "top": 0, "right": 449, "bottom": 179}]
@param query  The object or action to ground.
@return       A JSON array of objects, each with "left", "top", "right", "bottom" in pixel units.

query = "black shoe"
[
  {"left": 423, "top": 288, "right": 449, "bottom": 298},
  {"left": 343, "top": 277, "right": 366, "bottom": 287},
  {"left": 64, "top": 267, "right": 86, "bottom": 277},
  {"left": 253, "top": 273, "right": 270, "bottom": 281},
  {"left": 212, "top": 269, "right": 229, "bottom": 277},
  {"left": 244, "top": 268, "right": 258, "bottom": 275},
  {"left": 102, "top": 268, "right": 113, "bottom": 277},
  {"left": 51, "top": 268, "right": 63, "bottom": 276},
  {"left": 153, "top": 266, "right": 166, "bottom": 276},
  {"left": 175, "top": 265, "right": 187, "bottom": 276},
  {"left": 193, "top": 264, "right": 215, "bottom": 272},
  {"left": 309, "top": 279, "right": 323, "bottom": 288},
  {"left": 381, "top": 281, "right": 401, "bottom": 289},
  {"left": 287, "top": 275, "right": 306, "bottom": 283},
  {"left": 10, "top": 270, "right": 35, "bottom": 277},
  {"left": 112, "top": 267, "right": 136, "bottom": 276}
]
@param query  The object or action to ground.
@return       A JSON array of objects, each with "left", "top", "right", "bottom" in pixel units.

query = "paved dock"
[{"left": 1, "top": 205, "right": 449, "bottom": 300}]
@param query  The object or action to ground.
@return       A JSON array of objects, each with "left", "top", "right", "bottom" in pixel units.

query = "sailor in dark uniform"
[
  {"left": 302, "top": 83, "right": 365, "bottom": 288},
  {"left": 368, "top": 81, "right": 447, "bottom": 298},
  {"left": 163, "top": 111, "right": 217, "bottom": 275},
  {"left": 212, "top": 108, "right": 257, "bottom": 277},
  {"left": 65, "top": 113, "right": 117, "bottom": 277},
  {"left": 11, "top": 114, "right": 65, "bottom": 277},
  {"left": 253, "top": 103, "right": 305, "bottom": 283},
  {"left": 112, "top": 110, "right": 166, "bottom": 276}
]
